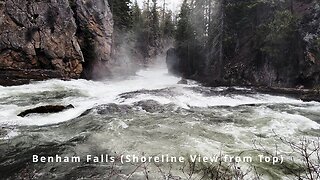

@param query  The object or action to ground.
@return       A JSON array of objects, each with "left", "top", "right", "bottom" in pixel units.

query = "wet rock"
[
  {"left": 225, "top": 87, "right": 237, "bottom": 93},
  {"left": 166, "top": 48, "right": 180, "bottom": 76},
  {"left": 300, "top": 94, "right": 320, "bottom": 102},
  {"left": 119, "top": 88, "right": 177, "bottom": 100},
  {"left": 96, "top": 103, "right": 132, "bottom": 115},
  {"left": 73, "top": 0, "right": 113, "bottom": 80},
  {"left": 0, "top": 0, "right": 113, "bottom": 86},
  {"left": 0, "top": 69, "right": 65, "bottom": 86},
  {"left": 177, "top": 78, "right": 188, "bottom": 85},
  {"left": 134, "top": 100, "right": 164, "bottom": 113},
  {"left": 256, "top": 86, "right": 320, "bottom": 102},
  {"left": 78, "top": 109, "right": 92, "bottom": 117},
  {"left": 0, "top": 0, "right": 84, "bottom": 85},
  {"left": 18, "top": 104, "right": 74, "bottom": 117},
  {"left": 0, "top": 128, "right": 7, "bottom": 139}
]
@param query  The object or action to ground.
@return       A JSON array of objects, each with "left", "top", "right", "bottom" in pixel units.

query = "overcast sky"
[{"left": 136, "top": 0, "right": 182, "bottom": 12}]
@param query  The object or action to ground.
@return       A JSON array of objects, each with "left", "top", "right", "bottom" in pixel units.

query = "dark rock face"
[
  {"left": 166, "top": 48, "right": 181, "bottom": 76},
  {"left": 73, "top": 0, "right": 113, "bottom": 80},
  {"left": 0, "top": 0, "right": 113, "bottom": 86},
  {"left": 18, "top": 104, "right": 74, "bottom": 117}
]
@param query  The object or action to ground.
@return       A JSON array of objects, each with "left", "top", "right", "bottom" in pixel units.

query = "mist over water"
[{"left": 0, "top": 61, "right": 320, "bottom": 179}]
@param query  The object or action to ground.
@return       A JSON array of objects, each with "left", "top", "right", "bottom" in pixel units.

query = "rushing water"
[{"left": 0, "top": 65, "right": 320, "bottom": 179}]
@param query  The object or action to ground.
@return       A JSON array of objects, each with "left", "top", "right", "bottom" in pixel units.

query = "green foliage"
[
  {"left": 224, "top": 1, "right": 261, "bottom": 30},
  {"left": 314, "top": 37, "right": 320, "bottom": 59},
  {"left": 261, "top": 10, "right": 297, "bottom": 57},
  {"left": 109, "top": 0, "right": 176, "bottom": 61},
  {"left": 160, "top": 11, "right": 175, "bottom": 38},
  {"left": 150, "top": 0, "right": 160, "bottom": 45},
  {"left": 108, "top": 0, "right": 132, "bottom": 31},
  {"left": 175, "top": 0, "right": 194, "bottom": 48},
  {"left": 132, "top": 0, "right": 142, "bottom": 31}
]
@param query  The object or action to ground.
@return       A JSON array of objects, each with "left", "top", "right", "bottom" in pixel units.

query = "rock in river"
[{"left": 18, "top": 104, "right": 74, "bottom": 117}]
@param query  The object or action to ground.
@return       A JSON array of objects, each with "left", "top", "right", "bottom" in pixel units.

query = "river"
[{"left": 0, "top": 64, "right": 320, "bottom": 179}]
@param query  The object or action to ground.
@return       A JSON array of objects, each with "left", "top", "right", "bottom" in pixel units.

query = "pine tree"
[
  {"left": 161, "top": 11, "right": 175, "bottom": 39},
  {"left": 108, "top": 0, "right": 132, "bottom": 31},
  {"left": 132, "top": 0, "right": 143, "bottom": 32},
  {"left": 151, "top": 0, "right": 160, "bottom": 46},
  {"left": 175, "top": 0, "right": 193, "bottom": 48}
]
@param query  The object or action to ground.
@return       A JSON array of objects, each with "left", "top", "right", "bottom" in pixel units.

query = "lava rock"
[
  {"left": 73, "top": 0, "right": 114, "bottom": 80},
  {"left": 0, "top": 0, "right": 113, "bottom": 86},
  {"left": 18, "top": 104, "right": 74, "bottom": 117}
]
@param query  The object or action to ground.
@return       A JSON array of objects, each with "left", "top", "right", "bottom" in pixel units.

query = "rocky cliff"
[
  {"left": 169, "top": 0, "right": 320, "bottom": 89},
  {"left": 0, "top": 0, "right": 113, "bottom": 86}
]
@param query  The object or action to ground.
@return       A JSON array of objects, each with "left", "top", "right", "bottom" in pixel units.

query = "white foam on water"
[
  {"left": 183, "top": 136, "right": 223, "bottom": 155},
  {"left": 0, "top": 67, "right": 180, "bottom": 126},
  {"left": 260, "top": 111, "right": 320, "bottom": 136},
  {"left": 0, "top": 65, "right": 319, "bottom": 130},
  {"left": 0, "top": 128, "right": 20, "bottom": 140}
]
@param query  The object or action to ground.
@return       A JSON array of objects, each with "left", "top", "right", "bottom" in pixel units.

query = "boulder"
[
  {"left": 18, "top": 104, "right": 74, "bottom": 117},
  {"left": 166, "top": 48, "right": 180, "bottom": 76},
  {"left": 177, "top": 78, "right": 188, "bottom": 85},
  {"left": 134, "top": 100, "right": 163, "bottom": 113}
]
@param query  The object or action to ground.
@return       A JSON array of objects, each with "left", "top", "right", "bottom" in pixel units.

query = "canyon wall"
[{"left": 0, "top": 0, "right": 113, "bottom": 86}]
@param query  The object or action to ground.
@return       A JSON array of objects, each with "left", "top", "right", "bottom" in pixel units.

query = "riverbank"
[{"left": 255, "top": 86, "right": 320, "bottom": 102}]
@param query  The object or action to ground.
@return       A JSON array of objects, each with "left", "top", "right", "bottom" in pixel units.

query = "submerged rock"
[
  {"left": 134, "top": 100, "right": 166, "bottom": 113},
  {"left": 177, "top": 78, "right": 188, "bottom": 85},
  {"left": 18, "top": 104, "right": 74, "bottom": 117},
  {"left": 96, "top": 103, "right": 133, "bottom": 115},
  {"left": 0, "top": 128, "right": 7, "bottom": 139}
]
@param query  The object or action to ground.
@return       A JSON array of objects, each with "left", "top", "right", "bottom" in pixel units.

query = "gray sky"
[{"left": 136, "top": 0, "right": 181, "bottom": 12}]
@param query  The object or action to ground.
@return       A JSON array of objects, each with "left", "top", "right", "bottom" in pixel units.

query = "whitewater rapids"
[{"left": 0, "top": 65, "right": 320, "bottom": 179}]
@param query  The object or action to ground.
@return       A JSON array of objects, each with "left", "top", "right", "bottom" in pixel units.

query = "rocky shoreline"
[
  {"left": 0, "top": 68, "right": 66, "bottom": 86},
  {"left": 255, "top": 86, "right": 320, "bottom": 102}
]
